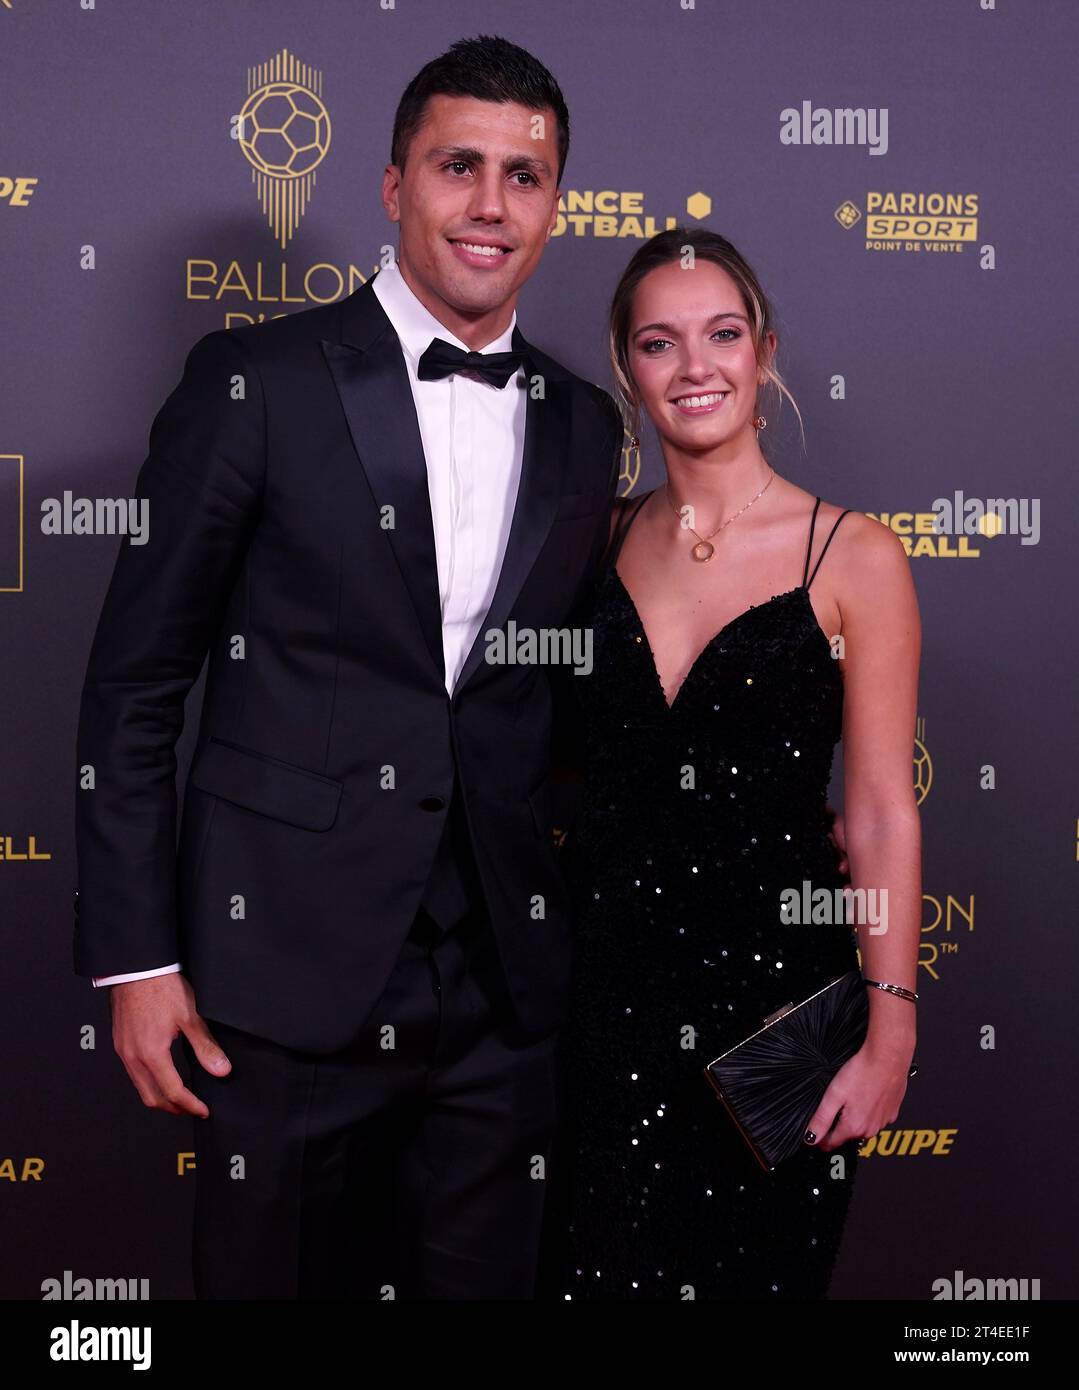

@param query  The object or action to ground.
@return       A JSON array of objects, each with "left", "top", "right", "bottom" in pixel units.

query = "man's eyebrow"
[
  {"left": 424, "top": 145, "right": 552, "bottom": 179},
  {"left": 632, "top": 312, "right": 750, "bottom": 338}
]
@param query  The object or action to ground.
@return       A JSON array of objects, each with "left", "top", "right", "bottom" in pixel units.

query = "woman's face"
[{"left": 626, "top": 258, "right": 771, "bottom": 453}]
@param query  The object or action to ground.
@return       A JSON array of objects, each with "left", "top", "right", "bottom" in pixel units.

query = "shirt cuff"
[{"left": 92, "top": 963, "right": 183, "bottom": 988}]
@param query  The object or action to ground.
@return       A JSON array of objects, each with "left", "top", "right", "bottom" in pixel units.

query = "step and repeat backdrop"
[{"left": 1, "top": 0, "right": 1075, "bottom": 1300}]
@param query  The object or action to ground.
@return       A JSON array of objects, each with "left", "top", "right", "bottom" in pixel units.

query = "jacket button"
[{"left": 419, "top": 796, "right": 445, "bottom": 812}]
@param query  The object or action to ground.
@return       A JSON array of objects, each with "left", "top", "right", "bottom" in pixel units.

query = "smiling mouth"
[
  {"left": 448, "top": 238, "right": 513, "bottom": 258},
  {"left": 672, "top": 391, "right": 729, "bottom": 409}
]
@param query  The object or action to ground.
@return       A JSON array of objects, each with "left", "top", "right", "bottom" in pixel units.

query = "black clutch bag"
[{"left": 704, "top": 970, "right": 914, "bottom": 1172}]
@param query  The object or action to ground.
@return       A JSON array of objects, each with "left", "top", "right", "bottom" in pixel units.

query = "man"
[{"left": 74, "top": 34, "right": 622, "bottom": 1299}]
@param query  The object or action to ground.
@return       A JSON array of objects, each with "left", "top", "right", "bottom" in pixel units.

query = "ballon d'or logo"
[{"left": 238, "top": 49, "right": 331, "bottom": 249}]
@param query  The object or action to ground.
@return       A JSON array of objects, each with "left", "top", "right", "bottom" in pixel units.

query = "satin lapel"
[
  {"left": 452, "top": 325, "right": 570, "bottom": 698},
  {"left": 320, "top": 285, "right": 445, "bottom": 683}
]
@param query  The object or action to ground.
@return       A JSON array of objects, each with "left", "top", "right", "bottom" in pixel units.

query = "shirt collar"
[{"left": 370, "top": 259, "right": 518, "bottom": 366}]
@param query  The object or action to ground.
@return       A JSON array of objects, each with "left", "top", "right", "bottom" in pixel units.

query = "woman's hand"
[
  {"left": 824, "top": 803, "right": 849, "bottom": 879},
  {"left": 803, "top": 1040, "right": 913, "bottom": 1153}
]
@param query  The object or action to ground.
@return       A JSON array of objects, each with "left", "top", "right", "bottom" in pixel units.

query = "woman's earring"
[
  {"left": 630, "top": 435, "right": 640, "bottom": 449},
  {"left": 753, "top": 415, "right": 767, "bottom": 432}
]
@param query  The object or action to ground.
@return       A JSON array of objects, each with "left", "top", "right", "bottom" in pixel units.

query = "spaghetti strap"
[
  {"left": 603, "top": 490, "right": 650, "bottom": 570},
  {"left": 800, "top": 497, "right": 823, "bottom": 587},
  {"left": 803, "top": 499, "right": 852, "bottom": 591}
]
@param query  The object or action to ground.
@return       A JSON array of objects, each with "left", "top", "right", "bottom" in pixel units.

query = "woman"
[{"left": 553, "top": 227, "right": 921, "bottom": 1299}]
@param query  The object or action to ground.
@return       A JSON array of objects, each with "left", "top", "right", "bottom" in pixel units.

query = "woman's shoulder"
[
  {"left": 823, "top": 502, "right": 903, "bottom": 564},
  {"left": 800, "top": 493, "right": 911, "bottom": 596},
  {"left": 785, "top": 486, "right": 892, "bottom": 557}
]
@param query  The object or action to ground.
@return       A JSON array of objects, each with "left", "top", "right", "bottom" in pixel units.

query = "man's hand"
[{"left": 109, "top": 973, "right": 231, "bottom": 1117}]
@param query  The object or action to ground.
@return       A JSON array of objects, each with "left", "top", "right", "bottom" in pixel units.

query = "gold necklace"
[{"left": 665, "top": 467, "right": 776, "bottom": 562}]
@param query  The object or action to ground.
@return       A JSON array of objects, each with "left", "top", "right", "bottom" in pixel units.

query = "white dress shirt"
[{"left": 92, "top": 260, "right": 528, "bottom": 987}]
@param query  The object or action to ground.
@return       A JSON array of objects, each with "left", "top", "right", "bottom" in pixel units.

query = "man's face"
[{"left": 383, "top": 94, "right": 562, "bottom": 334}]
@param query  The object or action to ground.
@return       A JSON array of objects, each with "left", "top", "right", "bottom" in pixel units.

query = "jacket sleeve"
[{"left": 73, "top": 329, "right": 266, "bottom": 978}]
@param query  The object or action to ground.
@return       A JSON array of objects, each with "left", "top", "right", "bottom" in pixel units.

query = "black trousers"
[{"left": 180, "top": 906, "right": 559, "bottom": 1299}]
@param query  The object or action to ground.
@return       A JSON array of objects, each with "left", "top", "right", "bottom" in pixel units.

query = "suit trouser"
[{"left": 180, "top": 905, "right": 559, "bottom": 1299}]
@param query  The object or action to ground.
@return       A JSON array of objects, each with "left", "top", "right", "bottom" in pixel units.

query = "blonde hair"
[{"left": 607, "top": 226, "right": 805, "bottom": 455}]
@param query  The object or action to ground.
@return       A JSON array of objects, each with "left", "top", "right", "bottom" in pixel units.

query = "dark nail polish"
[{"left": 804, "top": 1130, "right": 817, "bottom": 1144}]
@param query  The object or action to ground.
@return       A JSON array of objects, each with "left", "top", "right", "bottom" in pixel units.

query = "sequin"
[{"left": 553, "top": 522, "right": 859, "bottom": 1301}]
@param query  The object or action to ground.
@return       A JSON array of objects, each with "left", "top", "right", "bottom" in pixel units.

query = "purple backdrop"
[{"left": 1, "top": 0, "right": 1076, "bottom": 1301}]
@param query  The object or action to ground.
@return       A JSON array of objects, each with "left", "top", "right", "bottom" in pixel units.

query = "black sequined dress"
[{"left": 555, "top": 493, "right": 861, "bottom": 1300}]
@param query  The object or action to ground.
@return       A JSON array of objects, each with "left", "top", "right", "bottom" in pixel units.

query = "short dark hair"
[{"left": 391, "top": 34, "right": 570, "bottom": 186}]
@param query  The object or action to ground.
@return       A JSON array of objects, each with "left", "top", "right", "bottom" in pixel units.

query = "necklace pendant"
[{"left": 691, "top": 541, "right": 715, "bottom": 562}]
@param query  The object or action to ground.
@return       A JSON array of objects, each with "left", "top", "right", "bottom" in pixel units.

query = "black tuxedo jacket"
[{"left": 74, "top": 272, "right": 623, "bottom": 1051}]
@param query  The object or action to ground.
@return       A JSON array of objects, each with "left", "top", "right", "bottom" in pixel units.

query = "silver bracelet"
[{"left": 864, "top": 978, "right": 918, "bottom": 1003}]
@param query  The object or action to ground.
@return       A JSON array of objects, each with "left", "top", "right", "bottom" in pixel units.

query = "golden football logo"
[
  {"left": 617, "top": 432, "right": 642, "bottom": 497},
  {"left": 913, "top": 717, "right": 933, "bottom": 805},
  {"left": 238, "top": 49, "right": 331, "bottom": 249}
]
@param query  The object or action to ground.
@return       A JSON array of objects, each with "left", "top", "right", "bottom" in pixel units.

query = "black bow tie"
[{"left": 416, "top": 336, "right": 529, "bottom": 389}]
